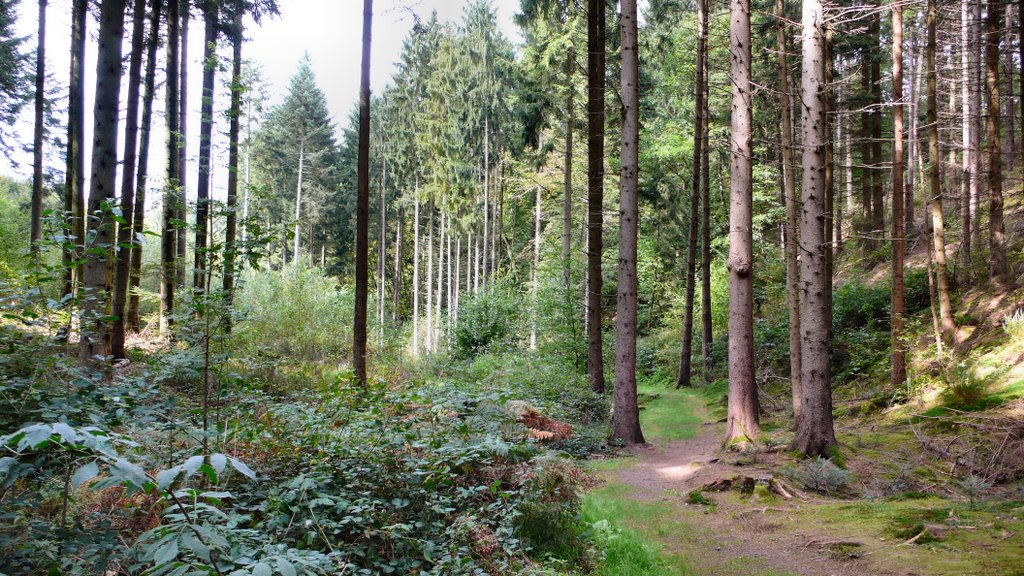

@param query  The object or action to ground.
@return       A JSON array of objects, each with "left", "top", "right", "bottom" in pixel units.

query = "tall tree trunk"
[
  {"left": 79, "top": 0, "right": 128, "bottom": 362},
  {"left": 412, "top": 182, "right": 420, "bottom": 355},
  {"left": 192, "top": 0, "right": 217, "bottom": 291},
  {"left": 353, "top": 0, "right": 373, "bottom": 385},
  {"left": 835, "top": 95, "right": 844, "bottom": 258},
  {"left": 64, "top": 0, "right": 87, "bottom": 306},
  {"left": 909, "top": 19, "right": 924, "bottom": 235},
  {"left": 378, "top": 154, "right": 387, "bottom": 337},
  {"left": 700, "top": 45, "right": 713, "bottom": 380},
  {"left": 794, "top": 0, "right": 837, "bottom": 458},
  {"left": 128, "top": 0, "right": 161, "bottom": 332},
  {"left": 426, "top": 202, "right": 434, "bottom": 350},
  {"left": 222, "top": 2, "right": 242, "bottom": 330},
  {"left": 928, "top": 0, "right": 956, "bottom": 341},
  {"left": 531, "top": 183, "right": 541, "bottom": 351},
  {"left": 611, "top": 0, "right": 644, "bottom": 445},
  {"left": 677, "top": 0, "right": 707, "bottom": 390},
  {"left": 111, "top": 0, "right": 149, "bottom": 359},
  {"left": 29, "top": 0, "right": 46, "bottom": 254},
  {"left": 777, "top": 0, "right": 801, "bottom": 422},
  {"left": 586, "top": 0, "right": 606, "bottom": 393},
  {"left": 393, "top": 208, "right": 402, "bottom": 322},
  {"left": 725, "top": 0, "right": 759, "bottom": 447},
  {"left": 1005, "top": 3, "right": 1016, "bottom": 167},
  {"left": 435, "top": 212, "right": 445, "bottom": 346},
  {"left": 563, "top": 46, "right": 574, "bottom": 300},
  {"left": 293, "top": 142, "right": 304, "bottom": 264},
  {"left": 870, "top": 15, "right": 884, "bottom": 247},
  {"left": 892, "top": 0, "right": 907, "bottom": 389},
  {"left": 961, "top": 0, "right": 973, "bottom": 260},
  {"left": 176, "top": 0, "right": 189, "bottom": 287},
  {"left": 161, "top": 0, "right": 180, "bottom": 333},
  {"left": 483, "top": 127, "right": 490, "bottom": 291},
  {"left": 986, "top": 0, "right": 1008, "bottom": 281}
]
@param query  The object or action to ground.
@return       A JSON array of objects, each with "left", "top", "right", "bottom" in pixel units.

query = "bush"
[
  {"left": 452, "top": 284, "right": 522, "bottom": 358},
  {"left": 785, "top": 457, "right": 853, "bottom": 495},
  {"left": 232, "top": 265, "right": 354, "bottom": 362}
]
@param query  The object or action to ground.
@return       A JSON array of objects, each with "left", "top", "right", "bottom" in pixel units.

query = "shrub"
[
  {"left": 785, "top": 457, "right": 853, "bottom": 495},
  {"left": 452, "top": 284, "right": 522, "bottom": 358},
  {"left": 1003, "top": 309, "right": 1024, "bottom": 342},
  {"left": 231, "top": 265, "right": 354, "bottom": 362}
]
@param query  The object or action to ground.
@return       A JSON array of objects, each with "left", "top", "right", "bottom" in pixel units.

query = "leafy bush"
[
  {"left": 785, "top": 457, "right": 853, "bottom": 495},
  {"left": 1003, "top": 309, "right": 1024, "bottom": 342},
  {"left": 232, "top": 265, "right": 354, "bottom": 362},
  {"left": 452, "top": 284, "right": 522, "bottom": 358}
]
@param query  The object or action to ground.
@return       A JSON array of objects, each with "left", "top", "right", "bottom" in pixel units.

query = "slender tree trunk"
[
  {"left": 777, "top": 0, "right": 801, "bottom": 421},
  {"left": 531, "top": 183, "right": 541, "bottom": 351},
  {"left": 986, "top": 0, "right": 1008, "bottom": 281},
  {"left": 563, "top": 46, "right": 574, "bottom": 300},
  {"left": 353, "top": 0, "right": 373, "bottom": 385},
  {"left": 161, "top": 0, "right": 180, "bottom": 333},
  {"left": 29, "top": 0, "right": 46, "bottom": 254},
  {"left": 64, "top": 0, "right": 87, "bottom": 306},
  {"left": 971, "top": 2, "right": 982, "bottom": 250},
  {"left": 586, "top": 0, "right": 606, "bottom": 393},
  {"left": 176, "top": 0, "right": 189, "bottom": 288},
  {"left": 926, "top": 0, "right": 956, "bottom": 344},
  {"left": 222, "top": 3, "right": 242, "bottom": 330},
  {"left": 794, "top": 0, "right": 837, "bottom": 458},
  {"left": 193, "top": 0, "right": 218, "bottom": 291},
  {"left": 892, "top": 0, "right": 907, "bottom": 389},
  {"left": 483, "top": 125, "right": 490, "bottom": 291},
  {"left": 412, "top": 182, "right": 420, "bottom": 355},
  {"left": 378, "top": 153, "right": 387, "bottom": 337},
  {"left": 292, "top": 143, "right": 304, "bottom": 264},
  {"left": 1005, "top": 3, "right": 1016, "bottom": 168},
  {"left": 111, "top": 0, "right": 149, "bottom": 359},
  {"left": 427, "top": 202, "right": 434, "bottom": 350},
  {"left": 128, "top": 0, "right": 161, "bottom": 332},
  {"left": 725, "top": 0, "right": 759, "bottom": 447},
  {"left": 79, "top": 0, "right": 128, "bottom": 362},
  {"left": 870, "top": 15, "right": 884, "bottom": 247},
  {"left": 910, "top": 19, "right": 924, "bottom": 235},
  {"left": 241, "top": 97, "right": 251, "bottom": 250},
  {"left": 453, "top": 230, "right": 460, "bottom": 324},
  {"left": 393, "top": 208, "right": 402, "bottom": 322},
  {"left": 961, "top": 0, "right": 973, "bottom": 261},
  {"left": 835, "top": 101, "right": 844, "bottom": 258},
  {"left": 435, "top": 212, "right": 445, "bottom": 346},
  {"left": 677, "top": 0, "right": 707, "bottom": 390},
  {"left": 700, "top": 46, "right": 712, "bottom": 380}
]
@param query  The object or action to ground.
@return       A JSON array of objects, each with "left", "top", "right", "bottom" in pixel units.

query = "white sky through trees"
[{"left": 3, "top": 0, "right": 520, "bottom": 209}]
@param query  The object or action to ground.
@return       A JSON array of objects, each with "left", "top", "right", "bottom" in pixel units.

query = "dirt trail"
[{"left": 598, "top": 424, "right": 909, "bottom": 576}]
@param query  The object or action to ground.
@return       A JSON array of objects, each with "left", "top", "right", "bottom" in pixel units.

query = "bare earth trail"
[{"left": 585, "top": 388, "right": 923, "bottom": 576}]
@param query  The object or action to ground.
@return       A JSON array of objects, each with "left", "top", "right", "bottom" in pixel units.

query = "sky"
[{"left": 2, "top": 0, "right": 522, "bottom": 206}]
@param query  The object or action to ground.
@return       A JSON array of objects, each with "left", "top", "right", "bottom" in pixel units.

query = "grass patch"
[{"left": 636, "top": 384, "right": 705, "bottom": 442}]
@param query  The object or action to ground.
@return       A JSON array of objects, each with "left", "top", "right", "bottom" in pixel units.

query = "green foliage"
[
  {"left": 231, "top": 265, "right": 354, "bottom": 362},
  {"left": 452, "top": 283, "right": 523, "bottom": 358},
  {"left": 783, "top": 457, "right": 853, "bottom": 495},
  {"left": 1003, "top": 309, "right": 1024, "bottom": 342}
]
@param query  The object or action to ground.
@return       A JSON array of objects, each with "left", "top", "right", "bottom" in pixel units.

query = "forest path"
[{"left": 584, "top": 386, "right": 907, "bottom": 576}]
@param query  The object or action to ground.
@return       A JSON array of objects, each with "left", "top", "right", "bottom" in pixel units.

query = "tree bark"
[
  {"left": 563, "top": 46, "right": 574, "bottom": 301},
  {"left": 586, "top": 0, "right": 606, "bottom": 393},
  {"left": 222, "top": 2, "right": 242, "bottom": 330},
  {"left": 927, "top": 0, "right": 956, "bottom": 342},
  {"left": 678, "top": 0, "right": 707, "bottom": 390},
  {"left": 193, "top": 0, "right": 218, "bottom": 291},
  {"left": 700, "top": 44, "right": 712, "bottom": 380},
  {"left": 986, "top": 0, "right": 1008, "bottom": 281},
  {"left": 176, "top": 0, "right": 189, "bottom": 287},
  {"left": 63, "top": 0, "right": 87, "bottom": 307},
  {"left": 960, "top": 0, "right": 973, "bottom": 260},
  {"left": 353, "top": 0, "right": 373, "bottom": 385},
  {"left": 393, "top": 208, "right": 402, "bottom": 322},
  {"left": 79, "top": 0, "right": 128, "bottom": 362},
  {"left": 612, "top": 0, "right": 644, "bottom": 445},
  {"left": 412, "top": 182, "right": 420, "bottom": 355},
  {"left": 777, "top": 0, "right": 801, "bottom": 422},
  {"left": 111, "top": 0, "right": 149, "bottom": 359},
  {"left": 531, "top": 183, "right": 541, "bottom": 351},
  {"left": 127, "top": 0, "right": 161, "bottom": 332},
  {"left": 1005, "top": 3, "right": 1016, "bottom": 168},
  {"left": 870, "top": 15, "right": 884, "bottom": 248},
  {"left": 30, "top": 0, "right": 46, "bottom": 254},
  {"left": 892, "top": 0, "right": 907, "bottom": 389},
  {"left": 293, "top": 142, "right": 304, "bottom": 264},
  {"left": 725, "top": 0, "right": 760, "bottom": 447},
  {"left": 161, "top": 0, "right": 180, "bottom": 333},
  {"left": 794, "top": 0, "right": 837, "bottom": 458}
]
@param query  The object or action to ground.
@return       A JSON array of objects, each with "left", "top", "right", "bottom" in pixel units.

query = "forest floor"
[{"left": 582, "top": 385, "right": 1024, "bottom": 576}]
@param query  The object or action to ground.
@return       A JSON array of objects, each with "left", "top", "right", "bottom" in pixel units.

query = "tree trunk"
[
  {"left": 700, "top": 46, "right": 713, "bottom": 380},
  {"left": 892, "top": 0, "right": 907, "bottom": 389},
  {"left": 353, "top": 0, "right": 373, "bottom": 385},
  {"left": 563, "top": 46, "right": 574, "bottom": 301},
  {"left": 378, "top": 153, "right": 387, "bottom": 338},
  {"left": 30, "top": 0, "right": 46, "bottom": 254},
  {"left": 293, "top": 142, "right": 304, "bottom": 264},
  {"left": 176, "top": 0, "right": 188, "bottom": 288},
  {"left": 426, "top": 202, "right": 434, "bottom": 350},
  {"left": 961, "top": 0, "right": 973, "bottom": 260},
  {"left": 927, "top": 0, "right": 956, "bottom": 343},
  {"left": 725, "top": 0, "right": 760, "bottom": 447},
  {"left": 1005, "top": 3, "right": 1016, "bottom": 168},
  {"left": 128, "top": 0, "right": 161, "bottom": 332},
  {"left": 412, "top": 182, "right": 420, "bottom": 355},
  {"left": 677, "top": 0, "right": 707, "bottom": 390},
  {"left": 435, "top": 212, "right": 445, "bottom": 346},
  {"left": 777, "top": 0, "right": 801, "bottom": 422},
  {"left": 222, "top": 2, "right": 242, "bottom": 330},
  {"left": 986, "top": 0, "right": 1008, "bottom": 282},
  {"left": 613, "top": 3, "right": 644, "bottom": 446},
  {"left": 192, "top": 0, "right": 218, "bottom": 291},
  {"left": 79, "top": 0, "right": 128, "bottom": 362},
  {"left": 63, "top": 0, "right": 87, "bottom": 309},
  {"left": 586, "top": 0, "right": 606, "bottom": 393},
  {"left": 393, "top": 208, "right": 402, "bottom": 322},
  {"left": 794, "top": 0, "right": 837, "bottom": 458},
  {"left": 870, "top": 15, "right": 884, "bottom": 248},
  {"left": 531, "top": 183, "right": 541, "bottom": 351},
  {"left": 111, "top": 0, "right": 149, "bottom": 359},
  {"left": 161, "top": 0, "right": 180, "bottom": 333},
  {"left": 483, "top": 125, "right": 490, "bottom": 291}
]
